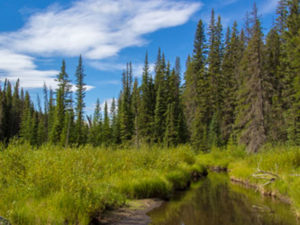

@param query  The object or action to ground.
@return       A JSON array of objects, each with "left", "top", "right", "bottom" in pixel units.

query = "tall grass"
[
  {"left": 228, "top": 146, "right": 300, "bottom": 215},
  {"left": 0, "top": 143, "right": 203, "bottom": 225},
  {"left": 197, "top": 145, "right": 300, "bottom": 216}
]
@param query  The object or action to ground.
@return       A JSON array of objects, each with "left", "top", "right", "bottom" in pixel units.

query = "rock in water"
[{"left": 0, "top": 216, "right": 11, "bottom": 225}]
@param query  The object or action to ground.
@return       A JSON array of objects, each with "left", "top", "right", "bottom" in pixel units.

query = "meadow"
[
  {"left": 0, "top": 143, "right": 205, "bottom": 225},
  {"left": 0, "top": 142, "right": 299, "bottom": 224}
]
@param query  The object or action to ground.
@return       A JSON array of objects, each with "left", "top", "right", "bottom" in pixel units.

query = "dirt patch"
[{"left": 96, "top": 199, "right": 163, "bottom": 225}]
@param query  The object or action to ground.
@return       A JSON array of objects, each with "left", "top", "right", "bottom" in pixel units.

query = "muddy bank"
[
  {"left": 96, "top": 199, "right": 163, "bottom": 225},
  {"left": 230, "top": 177, "right": 291, "bottom": 204},
  {"left": 231, "top": 176, "right": 300, "bottom": 220}
]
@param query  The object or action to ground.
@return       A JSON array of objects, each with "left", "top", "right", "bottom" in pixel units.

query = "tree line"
[{"left": 1, "top": 0, "right": 300, "bottom": 152}]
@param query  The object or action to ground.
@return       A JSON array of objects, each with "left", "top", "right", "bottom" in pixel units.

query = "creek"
[{"left": 148, "top": 173, "right": 299, "bottom": 225}]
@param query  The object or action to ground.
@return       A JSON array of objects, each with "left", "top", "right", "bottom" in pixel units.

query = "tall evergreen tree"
[
  {"left": 119, "top": 63, "right": 133, "bottom": 142},
  {"left": 207, "top": 11, "right": 223, "bottom": 146},
  {"left": 131, "top": 78, "right": 141, "bottom": 148},
  {"left": 111, "top": 98, "right": 121, "bottom": 144},
  {"left": 75, "top": 55, "right": 87, "bottom": 145},
  {"left": 221, "top": 22, "right": 241, "bottom": 144},
  {"left": 89, "top": 98, "right": 102, "bottom": 146},
  {"left": 183, "top": 19, "right": 209, "bottom": 151},
  {"left": 154, "top": 52, "right": 168, "bottom": 143},
  {"left": 102, "top": 101, "right": 111, "bottom": 146},
  {"left": 50, "top": 60, "right": 72, "bottom": 145},
  {"left": 234, "top": 4, "right": 267, "bottom": 152},
  {"left": 139, "top": 53, "right": 155, "bottom": 143}
]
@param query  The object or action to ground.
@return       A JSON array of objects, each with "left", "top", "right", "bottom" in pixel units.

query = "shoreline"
[
  {"left": 95, "top": 173, "right": 299, "bottom": 225},
  {"left": 96, "top": 199, "right": 163, "bottom": 225},
  {"left": 230, "top": 176, "right": 300, "bottom": 219}
]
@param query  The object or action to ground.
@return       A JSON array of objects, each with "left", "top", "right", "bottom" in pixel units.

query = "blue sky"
[{"left": 0, "top": 0, "right": 278, "bottom": 114}]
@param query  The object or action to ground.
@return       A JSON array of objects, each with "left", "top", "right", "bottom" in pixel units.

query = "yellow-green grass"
[
  {"left": 196, "top": 145, "right": 300, "bottom": 217},
  {"left": 0, "top": 143, "right": 204, "bottom": 225}
]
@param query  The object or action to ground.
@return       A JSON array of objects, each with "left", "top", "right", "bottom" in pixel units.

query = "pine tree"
[
  {"left": 47, "top": 88, "right": 55, "bottom": 141},
  {"left": 20, "top": 92, "right": 33, "bottom": 142},
  {"left": 164, "top": 103, "right": 178, "bottom": 147},
  {"left": 89, "top": 98, "right": 102, "bottom": 146},
  {"left": 276, "top": 0, "right": 289, "bottom": 34},
  {"left": 235, "top": 4, "right": 267, "bottom": 152},
  {"left": 139, "top": 53, "right": 155, "bottom": 143},
  {"left": 11, "top": 79, "right": 21, "bottom": 138},
  {"left": 75, "top": 55, "right": 86, "bottom": 145},
  {"left": 111, "top": 98, "right": 120, "bottom": 144},
  {"left": 3, "top": 80, "right": 13, "bottom": 141},
  {"left": 264, "top": 28, "right": 285, "bottom": 143},
  {"left": 131, "top": 78, "right": 140, "bottom": 148},
  {"left": 221, "top": 22, "right": 240, "bottom": 144},
  {"left": 207, "top": 11, "right": 223, "bottom": 147},
  {"left": 102, "top": 101, "right": 111, "bottom": 146},
  {"left": 119, "top": 63, "right": 133, "bottom": 142},
  {"left": 154, "top": 54, "right": 168, "bottom": 143},
  {"left": 183, "top": 19, "right": 209, "bottom": 151},
  {"left": 284, "top": 0, "right": 300, "bottom": 144},
  {"left": 50, "top": 60, "right": 72, "bottom": 145}
]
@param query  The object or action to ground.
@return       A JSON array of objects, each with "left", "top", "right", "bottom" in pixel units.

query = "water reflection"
[{"left": 148, "top": 173, "right": 299, "bottom": 225}]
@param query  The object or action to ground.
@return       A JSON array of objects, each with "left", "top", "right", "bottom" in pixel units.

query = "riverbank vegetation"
[
  {"left": 0, "top": 143, "right": 206, "bottom": 225},
  {"left": 197, "top": 146, "right": 300, "bottom": 217},
  {"left": 0, "top": 144, "right": 299, "bottom": 224}
]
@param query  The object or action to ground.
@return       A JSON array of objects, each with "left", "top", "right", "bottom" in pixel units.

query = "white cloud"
[
  {"left": 89, "top": 61, "right": 155, "bottom": 77},
  {"left": 260, "top": 0, "right": 278, "bottom": 15},
  {"left": 0, "top": 50, "right": 59, "bottom": 88},
  {"left": 0, "top": 0, "right": 201, "bottom": 88},
  {"left": 0, "top": 0, "right": 201, "bottom": 59},
  {"left": 132, "top": 63, "right": 155, "bottom": 78}
]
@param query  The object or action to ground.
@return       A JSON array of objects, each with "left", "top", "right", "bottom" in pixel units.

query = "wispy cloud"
[
  {"left": 260, "top": 0, "right": 278, "bottom": 15},
  {"left": 0, "top": 0, "right": 201, "bottom": 89},
  {"left": 0, "top": 50, "right": 58, "bottom": 88},
  {"left": 89, "top": 61, "right": 155, "bottom": 77}
]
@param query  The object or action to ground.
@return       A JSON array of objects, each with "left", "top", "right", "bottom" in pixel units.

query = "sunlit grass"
[
  {"left": 0, "top": 142, "right": 299, "bottom": 224},
  {"left": 0, "top": 143, "right": 202, "bottom": 225},
  {"left": 197, "top": 145, "right": 300, "bottom": 217}
]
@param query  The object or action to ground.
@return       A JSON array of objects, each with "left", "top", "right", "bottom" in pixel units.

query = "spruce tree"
[
  {"left": 102, "top": 101, "right": 111, "bottom": 146},
  {"left": 75, "top": 55, "right": 86, "bottom": 145},
  {"left": 20, "top": 92, "right": 33, "bottom": 142},
  {"left": 50, "top": 60, "right": 72, "bottom": 145},
  {"left": 183, "top": 19, "right": 209, "bottom": 151},
  {"left": 285, "top": 0, "right": 300, "bottom": 144},
  {"left": 131, "top": 78, "right": 140, "bottom": 148},
  {"left": 154, "top": 54, "right": 168, "bottom": 143},
  {"left": 119, "top": 63, "right": 133, "bottom": 142},
  {"left": 235, "top": 5, "right": 267, "bottom": 152},
  {"left": 207, "top": 11, "right": 223, "bottom": 147},
  {"left": 221, "top": 22, "right": 240, "bottom": 144},
  {"left": 89, "top": 98, "right": 102, "bottom": 146},
  {"left": 139, "top": 53, "right": 155, "bottom": 143},
  {"left": 111, "top": 98, "right": 121, "bottom": 144}
]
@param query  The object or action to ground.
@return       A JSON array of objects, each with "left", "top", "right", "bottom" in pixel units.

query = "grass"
[
  {"left": 0, "top": 142, "right": 299, "bottom": 224},
  {"left": 196, "top": 145, "right": 300, "bottom": 217},
  {"left": 0, "top": 143, "right": 204, "bottom": 225}
]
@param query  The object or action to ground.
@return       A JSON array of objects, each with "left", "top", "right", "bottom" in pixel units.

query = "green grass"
[
  {"left": 0, "top": 143, "right": 299, "bottom": 224},
  {"left": 0, "top": 143, "right": 203, "bottom": 225},
  {"left": 196, "top": 145, "right": 300, "bottom": 217}
]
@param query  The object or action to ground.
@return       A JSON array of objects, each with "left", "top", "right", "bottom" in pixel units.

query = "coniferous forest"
[
  {"left": 0, "top": 1, "right": 300, "bottom": 225},
  {"left": 1, "top": 1, "right": 300, "bottom": 153}
]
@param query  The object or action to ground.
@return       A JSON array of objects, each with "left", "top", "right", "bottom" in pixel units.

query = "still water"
[{"left": 148, "top": 173, "right": 299, "bottom": 225}]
